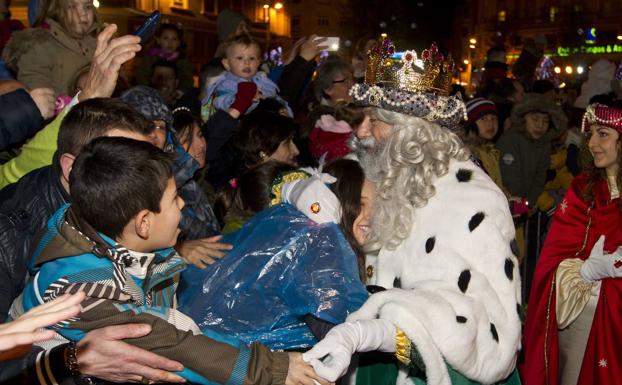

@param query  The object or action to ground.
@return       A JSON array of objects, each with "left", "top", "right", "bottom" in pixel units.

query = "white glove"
[
  {"left": 281, "top": 175, "right": 341, "bottom": 224},
  {"left": 302, "top": 319, "right": 396, "bottom": 382},
  {"left": 580, "top": 235, "right": 622, "bottom": 282}
]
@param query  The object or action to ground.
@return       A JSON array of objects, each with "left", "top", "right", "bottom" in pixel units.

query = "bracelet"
[
  {"left": 65, "top": 342, "right": 96, "bottom": 385},
  {"left": 394, "top": 327, "right": 412, "bottom": 366}
]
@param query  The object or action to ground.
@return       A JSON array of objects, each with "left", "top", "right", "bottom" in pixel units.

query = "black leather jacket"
[{"left": 0, "top": 161, "right": 68, "bottom": 319}]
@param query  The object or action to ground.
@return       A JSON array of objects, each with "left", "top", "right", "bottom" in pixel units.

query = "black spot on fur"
[
  {"left": 490, "top": 323, "right": 499, "bottom": 342},
  {"left": 456, "top": 168, "right": 473, "bottom": 182},
  {"left": 456, "top": 316, "right": 467, "bottom": 323},
  {"left": 517, "top": 303, "right": 524, "bottom": 322},
  {"left": 425, "top": 237, "right": 436, "bottom": 253},
  {"left": 468, "top": 212, "right": 485, "bottom": 232},
  {"left": 510, "top": 239, "right": 519, "bottom": 256},
  {"left": 505, "top": 258, "right": 514, "bottom": 281},
  {"left": 458, "top": 270, "right": 471, "bottom": 293}
]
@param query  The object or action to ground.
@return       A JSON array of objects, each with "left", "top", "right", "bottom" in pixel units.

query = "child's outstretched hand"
[
  {"left": 229, "top": 82, "right": 258, "bottom": 117},
  {"left": 176, "top": 235, "right": 233, "bottom": 269}
]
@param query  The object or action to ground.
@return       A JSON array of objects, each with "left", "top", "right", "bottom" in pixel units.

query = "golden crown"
[{"left": 365, "top": 38, "right": 455, "bottom": 96}]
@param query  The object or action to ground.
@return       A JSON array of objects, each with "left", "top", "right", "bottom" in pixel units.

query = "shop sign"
[{"left": 557, "top": 44, "right": 622, "bottom": 57}]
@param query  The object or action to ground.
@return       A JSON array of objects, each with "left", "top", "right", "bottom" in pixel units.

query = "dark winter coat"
[
  {"left": 497, "top": 93, "right": 567, "bottom": 205},
  {"left": 0, "top": 88, "right": 43, "bottom": 150}
]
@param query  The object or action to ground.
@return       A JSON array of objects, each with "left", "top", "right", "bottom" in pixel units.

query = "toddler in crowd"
[
  {"left": 136, "top": 23, "right": 194, "bottom": 93},
  {"left": 201, "top": 33, "right": 291, "bottom": 120}
]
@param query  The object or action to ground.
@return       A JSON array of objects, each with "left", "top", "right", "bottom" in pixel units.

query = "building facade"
[{"left": 453, "top": 0, "right": 622, "bottom": 87}]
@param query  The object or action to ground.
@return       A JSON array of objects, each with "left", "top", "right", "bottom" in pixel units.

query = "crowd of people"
[{"left": 1, "top": 2, "right": 622, "bottom": 385}]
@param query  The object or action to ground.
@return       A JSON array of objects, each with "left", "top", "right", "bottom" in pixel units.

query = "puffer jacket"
[{"left": 0, "top": 162, "right": 67, "bottom": 320}]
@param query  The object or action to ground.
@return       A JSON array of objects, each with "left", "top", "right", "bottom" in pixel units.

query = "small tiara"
[{"left": 172, "top": 106, "right": 192, "bottom": 114}]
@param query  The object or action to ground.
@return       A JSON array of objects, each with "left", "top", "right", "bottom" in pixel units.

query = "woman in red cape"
[{"left": 521, "top": 103, "right": 622, "bottom": 385}]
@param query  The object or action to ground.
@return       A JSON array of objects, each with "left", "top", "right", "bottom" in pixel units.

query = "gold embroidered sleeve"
[
  {"left": 395, "top": 327, "right": 412, "bottom": 366},
  {"left": 555, "top": 258, "right": 600, "bottom": 329}
]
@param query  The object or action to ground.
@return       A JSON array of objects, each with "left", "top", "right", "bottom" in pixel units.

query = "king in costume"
[{"left": 304, "top": 38, "right": 522, "bottom": 385}]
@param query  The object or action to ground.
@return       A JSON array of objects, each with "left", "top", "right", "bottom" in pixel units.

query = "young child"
[
  {"left": 201, "top": 33, "right": 291, "bottom": 120},
  {"left": 136, "top": 23, "right": 194, "bottom": 93},
  {"left": 14, "top": 137, "right": 318, "bottom": 385}
]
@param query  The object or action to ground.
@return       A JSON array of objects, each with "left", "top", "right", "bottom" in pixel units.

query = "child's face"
[
  {"left": 181, "top": 123, "right": 207, "bottom": 168},
  {"left": 222, "top": 43, "right": 261, "bottom": 80},
  {"left": 157, "top": 29, "right": 181, "bottom": 53},
  {"left": 149, "top": 178, "right": 185, "bottom": 250}
]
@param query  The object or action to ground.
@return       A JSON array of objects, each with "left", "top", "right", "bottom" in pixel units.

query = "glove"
[
  {"left": 580, "top": 235, "right": 622, "bottom": 282},
  {"left": 230, "top": 82, "right": 258, "bottom": 114},
  {"left": 281, "top": 175, "right": 341, "bottom": 224},
  {"left": 302, "top": 319, "right": 396, "bottom": 382}
]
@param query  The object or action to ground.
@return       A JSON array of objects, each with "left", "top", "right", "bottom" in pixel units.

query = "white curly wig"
[{"left": 362, "top": 107, "right": 470, "bottom": 251}]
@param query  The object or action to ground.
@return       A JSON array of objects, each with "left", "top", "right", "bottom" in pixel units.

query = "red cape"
[{"left": 520, "top": 174, "right": 622, "bottom": 385}]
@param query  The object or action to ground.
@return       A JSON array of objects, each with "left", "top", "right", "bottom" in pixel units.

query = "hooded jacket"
[
  {"left": 17, "top": 204, "right": 289, "bottom": 385},
  {"left": 2, "top": 19, "right": 97, "bottom": 95},
  {"left": 496, "top": 93, "right": 567, "bottom": 205}
]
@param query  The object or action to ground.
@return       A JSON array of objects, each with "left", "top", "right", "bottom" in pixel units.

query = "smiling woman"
[
  {"left": 522, "top": 103, "right": 622, "bottom": 385},
  {"left": 3, "top": 0, "right": 100, "bottom": 95}
]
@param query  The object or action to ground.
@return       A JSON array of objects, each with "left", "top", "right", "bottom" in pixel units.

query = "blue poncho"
[{"left": 177, "top": 204, "right": 368, "bottom": 350}]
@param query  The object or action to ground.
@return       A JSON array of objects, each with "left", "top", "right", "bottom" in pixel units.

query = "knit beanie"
[
  {"left": 120, "top": 85, "right": 172, "bottom": 126},
  {"left": 465, "top": 98, "right": 497, "bottom": 125}
]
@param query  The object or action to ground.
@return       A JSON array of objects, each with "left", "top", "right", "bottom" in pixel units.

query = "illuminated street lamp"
[
  {"left": 469, "top": 38, "right": 477, "bottom": 45},
  {"left": 577, "top": 66, "right": 584, "bottom": 74},
  {"left": 554, "top": 66, "right": 561, "bottom": 74},
  {"left": 469, "top": 44, "right": 476, "bottom": 49},
  {"left": 565, "top": 66, "right": 573, "bottom": 74},
  {"left": 274, "top": 2, "right": 283, "bottom": 10},
  {"left": 463, "top": 59, "right": 469, "bottom": 65}
]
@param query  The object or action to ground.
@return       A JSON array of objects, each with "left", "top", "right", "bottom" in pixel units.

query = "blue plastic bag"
[{"left": 177, "top": 203, "right": 368, "bottom": 350}]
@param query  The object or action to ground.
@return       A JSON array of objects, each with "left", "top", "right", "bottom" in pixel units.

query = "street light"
[
  {"left": 554, "top": 66, "right": 561, "bottom": 74},
  {"left": 463, "top": 59, "right": 469, "bottom": 65},
  {"left": 469, "top": 38, "right": 477, "bottom": 45},
  {"left": 263, "top": 2, "right": 285, "bottom": 51},
  {"left": 577, "top": 66, "right": 584, "bottom": 74},
  {"left": 565, "top": 66, "right": 573, "bottom": 74},
  {"left": 469, "top": 44, "right": 476, "bottom": 49}
]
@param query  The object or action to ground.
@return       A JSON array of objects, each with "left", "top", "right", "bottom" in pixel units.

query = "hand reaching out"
[
  {"left": 77, "top": 323, "right": 185, "bottom": 383},
  {"left": 299, "top": 35, "right": 328, "bottom": 61},
  {"left": 28, "top": 87, "right": 56, "bottom": 119},
  {"left": 286, "top": 352, "right": 332, "bottom": 385},
  {"left": 79, "top": 24, "right": 141, "bottom": 101},
  {"left": 0, "top": 291, "right": 85, "bottom": 360},
  {"left": 176, "top": 235, "right": 233, "bottom": 269}
]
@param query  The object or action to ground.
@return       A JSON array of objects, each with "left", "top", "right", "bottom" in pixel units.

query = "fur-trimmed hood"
[
  {"left": 2, "top": 28, "right": 52, "bottom": 71},
  {"left": 509, "top": 93, "right": 567, "bottom": 141}
]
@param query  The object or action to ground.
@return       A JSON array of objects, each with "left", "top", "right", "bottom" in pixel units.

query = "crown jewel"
[
  {"left": 366, "top": 38, "right": 454, "bottom": 96},
  {"left": 349, "top": 37, "right": 466, "bottom": 128}
]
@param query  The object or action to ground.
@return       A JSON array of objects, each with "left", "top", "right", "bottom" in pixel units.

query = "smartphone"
[
  {"left": 133, "top": 10, "right": 161, "bottom": 44},
  {"left": 315, "top": 36, "right": 340, "bottom": 52}
]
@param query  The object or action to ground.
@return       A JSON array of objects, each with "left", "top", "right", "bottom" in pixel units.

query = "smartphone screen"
[{"left": 133, "top": 10, "right": 161, "bottom": 44}]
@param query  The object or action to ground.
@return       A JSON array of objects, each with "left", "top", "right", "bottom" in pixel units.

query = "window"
[
  {"left": 317, "top": 16, "right": 329, "bottom": 26},
  {"left": 497, "top": 10, "right": 506, "bottom": 22},
  {"left": 171, "top": 0, "right": 188, "bottom": 8},
  {"left": 550, "top": 6, "right": 558, "bottom": 22}
]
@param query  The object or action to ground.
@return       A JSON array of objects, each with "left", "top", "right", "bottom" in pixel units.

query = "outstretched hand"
[
  {"left": 286, "top": 352, "right": 332, "bottom": 385},
  {"left": 77, "top": 323, "right": 185, "bottom": 383},
  {"left": 177, "top": 235, "right": 233, "bottom": 269},
  {"left": 0, "top": 291, "right": 85, "bottom": 360},
  {"left": 79, "top": 24, "right": 141, "bottom": 101}
]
